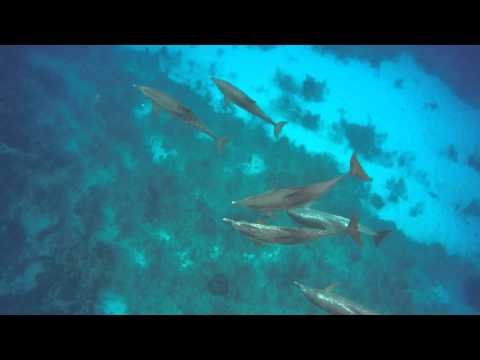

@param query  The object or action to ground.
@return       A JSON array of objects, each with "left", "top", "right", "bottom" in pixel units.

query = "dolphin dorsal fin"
[{"left": 323, "top": 283, "right": 339, "bottom": 293}]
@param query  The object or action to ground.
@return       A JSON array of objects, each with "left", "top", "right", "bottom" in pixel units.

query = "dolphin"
[
  {"left": 287, "top": 208, "right": 392, "bottom": 246},
  {"left": 222, "top": 215, "right": 359, "bottom": 246},
  {"left": 293, "top": 281, "right": 378, "bottom": 315},
  {"left": 231, "top": 153, "right": 371, "bottom": 214},
  {"left": 134, "top": 84, "right": 229, "bottom": 152},
  {"left": 211, "top": 77, "right": 287, "bottom": 139}
]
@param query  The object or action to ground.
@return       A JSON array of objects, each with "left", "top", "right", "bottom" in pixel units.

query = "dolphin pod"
[
  {"left": 132, "top": 69, "right": 387, "bottom": 314},
  {"left": 133, "top": 77, "right": 290, "bottom": 152},
  {"left": 222, "top": 148, "right": 386, "bottom": 314}
]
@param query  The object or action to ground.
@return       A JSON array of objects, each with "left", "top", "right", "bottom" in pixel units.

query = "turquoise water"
[{"left": 1, "top": 45, "right": 479, "bottom": 314}]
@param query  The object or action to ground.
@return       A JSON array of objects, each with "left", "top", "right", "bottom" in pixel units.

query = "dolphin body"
[
  {"left": 211, "top": 77, "right": 287, "bottom": 139},
  {"left": 287, "top": 208, "right": 392, "bottom": 246},
  {"left": 134, "top": 84, "right": 229, "bottom": 152},
  {"left": 293, "top": 281, "right": 378, "bottom": 315},
  {"left": 231, "top": 153, "right": 371, "bottom": 214},
  {"left": 222, "top": 215, "right": 360, "bottom": 246}
]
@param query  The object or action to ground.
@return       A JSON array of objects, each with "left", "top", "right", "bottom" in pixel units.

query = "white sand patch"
[
  {"left": 147, "top": 135, "right": 177, "bottom": 163},
  {"left": 177, "top": 250, "right": 194, "bottom": 270},
  {"left": 241, "top": 154, "right": 266, "bottom": 176},
  {"left": 131, "top": 248, "right": 148, "bottom": 269},
  {"left": 132, "top": 102, "right": 152, "bottom": 123},
  {"left": 101, "top": 292, "right": 128, "bottom": 315},
  {"left": 210, "top": 245, "right": 222, "bottom": 260}
]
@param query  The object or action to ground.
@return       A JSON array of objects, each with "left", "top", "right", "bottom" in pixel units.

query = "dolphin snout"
[
  {"left": 222, "top": 217, "right": 233, "bottom": 224},
  {"left": 293, "top": 281, "right": 305, "bottom": 290}
]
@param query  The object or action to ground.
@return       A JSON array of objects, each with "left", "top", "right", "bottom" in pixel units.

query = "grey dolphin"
[
  {"left": 222, "top": 215, "right": 359, "bottom": 246},
  {"left": 287, "top": 208, "right": 392, "bottom": 246},
  {"left": 231, "top": 153, "right": 371, "bottom": 214},
  {"left": 293, "top": 281, "right": 379, "bottom": 315},
  {"left": 134, "top": 84, "right": 229, "bottom": 152},
  {"left": 211, "top": 77, "right": 287, "bottom": 139}
]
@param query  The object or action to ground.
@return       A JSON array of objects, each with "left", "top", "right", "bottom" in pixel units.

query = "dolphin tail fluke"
[
  {"left": 374, "top": 229, "right": 392, "bottom": 246},
  {"left": 216, "top": 137, "right": 230, "bottom": 153},
  {"left": 349, "top": 153, "right": 372, "bottom": 182},
  {"left": 274, "top": 121, "right": 288, "bottom": 139},
  {"left": 347, "top": 214, "right": 362, "bottom": 246}
]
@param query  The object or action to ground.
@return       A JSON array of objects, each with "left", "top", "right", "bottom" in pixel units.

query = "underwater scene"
[{"left": 1, "top": 45, "right": 480, "bottom": 315}]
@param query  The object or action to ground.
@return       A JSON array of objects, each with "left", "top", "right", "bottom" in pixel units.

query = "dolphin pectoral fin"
[
  {"left": 374, "top": 229, "right": 392, "bottom": 246},
  {"left": 284, "top": 188, "right": 306, "bottom": 199},
  {"left": 256, "top": 211, "right": 274, "bottom": 225},
  {"left": 223, "top": 96, "right": 232, "bottom": 107},
  {"left": 323, "top": 283, "right": 339, "bottom": 293},
  {"left": 300, "top": 199, "right": 317, "bottom": 209},
  {"left": 215, "top": 137, "right": 230, "bottom": 153},
  {"left": 256, "top": 217, "right": 267, "bottom": 225},
  {"left": 347, "top": 214, "right": 362, "bottom": 246},
  {"left": 152, "top": 103, "right": 162, "bottom": 116},
  {"left": 256, "top": 214, "right": 270, "bottom": 225}
]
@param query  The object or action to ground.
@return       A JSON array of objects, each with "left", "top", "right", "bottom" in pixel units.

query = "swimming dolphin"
[
  {"left": 211, "top": 77, "right": 287, "bottom": 139},
  {"left": 287, "top": 208, "right": 392, "bottom": 246},
  {"left": 231, "top": 153, "right": 371, "bottom": 214},
  {"left": 222, "top": 215, "right": 359, "bottom": 246},
  {"left": 293, "top": 281, "right": 378, "bottom": 315},
  {"left": 134, "top": 84, "right": 229, "bottom": 152}
]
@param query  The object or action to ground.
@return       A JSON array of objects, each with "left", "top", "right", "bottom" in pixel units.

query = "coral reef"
[
  {"left": 300, "top": 75, "right": 328, "bottom": 102},
  {"left": 339, "top": 118, "right": 395, "bottom": 166}
]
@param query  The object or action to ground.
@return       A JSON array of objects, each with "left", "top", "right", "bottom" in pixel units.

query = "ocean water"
[{"left": 1, "top": 44, "right": 479, "bottom": 315}]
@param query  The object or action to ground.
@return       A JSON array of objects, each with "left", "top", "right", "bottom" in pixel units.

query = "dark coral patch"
[
  {"left": 386, "top": 177, "right": 408, "bottom": 203},
  {"left": 370, "top": 193, "right": 386, "bottom": 209},
  {"left": 394, "top": 78, "right": 404, "bottom": 89},
  {"left": 409, "top": 202, "right": 424, "bottom": 217},
  {"left": 299, "top": 111, "right": 322, "bottom": 131},
  {"left": 300, "top": 75, "right": 328, "bottom": 102},
  {"left": 397, "top": 152, "right": 416, "bottom": 168},
  {"left": 206, "top": 274, "right": 229, "bottom": 297},
  {"left": 445, "top": 144, "right": 458, "bottom": 162},
  {"left": 463, "top": 275, "right": 480, "bottom": 311},
  {"left": 467, "top": 154, "right": 480, "bottom": 173},
  {"left": 339, "top": 118, "right": 395, "bottom": 166},
  {"left": 462, "top": 199, "right": 480, "bottom": 217},
  {"left": 273, "top": 69, "right": 298, "bottom": 94}
]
